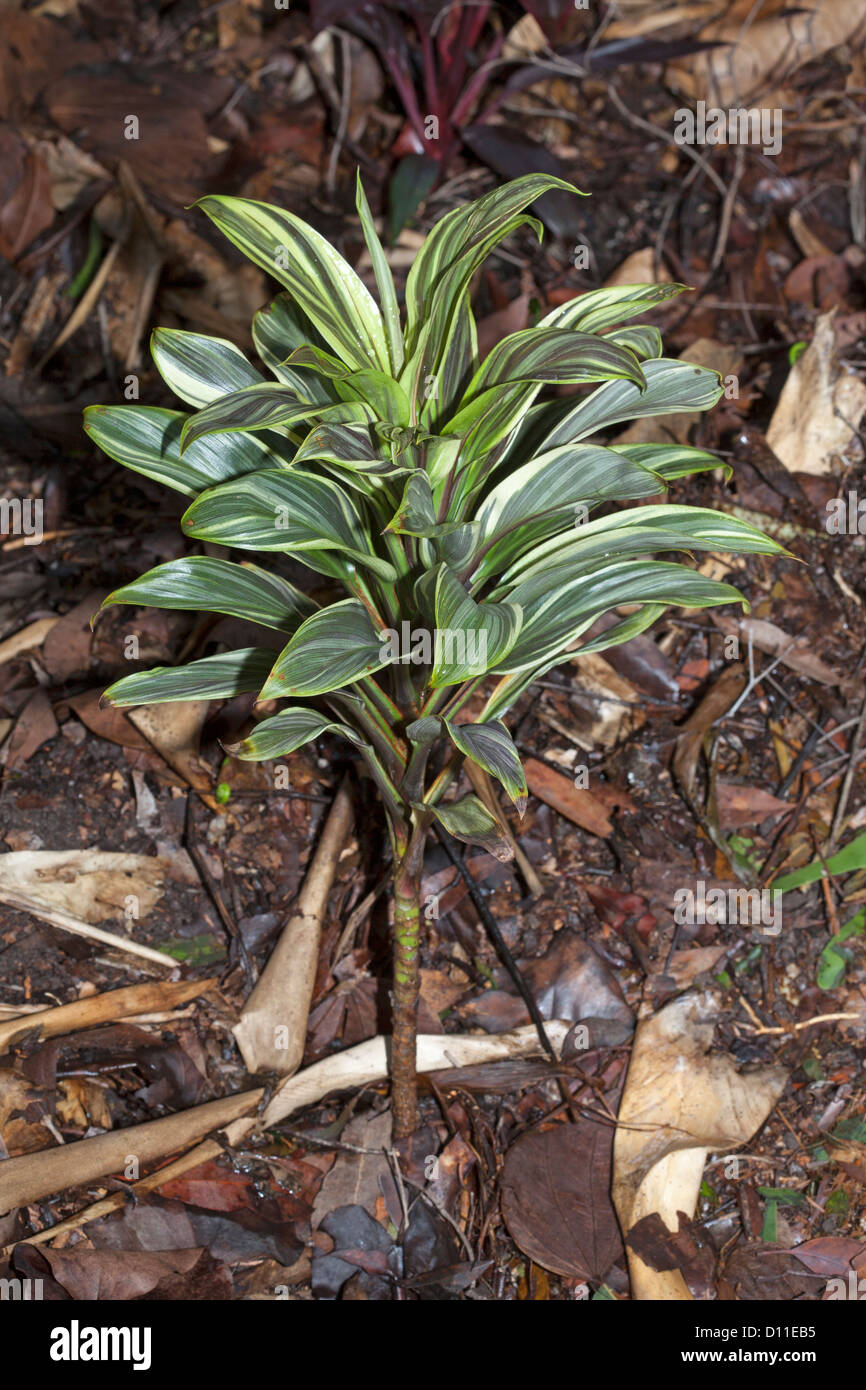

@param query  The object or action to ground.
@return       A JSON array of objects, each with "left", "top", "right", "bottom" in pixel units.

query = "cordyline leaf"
[
  {"left": 499, "top": 504, "right": 785, "bottom": 586},
  {"left": 494, "top": 561, "right": 747, "bottom": 674},
  {"left": 444, "top": 719, "right": 527, "bottom": 812},
  {"left": 387, "top": 473, "right": 464, "bottom": 540},
  {"left": 401, "top": 174, "right": 585, "bottom": 418},
  {"left": 294, "top": 422, "right": 381, "bottom": 471},
  {"left": 83, "top": 405, "right": 285, "bottom": 498},
  {"left": 603, "top": 324, "right": 663, "bottom": 360},
  {"left": 405, "top": 716, "right": 442, "bottom": 747},
  {"left": 460, "top": 327, "right": 646, "bottom": 400},
  {"left": 226, "top": 707, "right": 366, "bottom": 760},
  {"left": 150, "top": 328, "right": 263, "bottom": 408},
  {"left": 99, "top": 557, "right": 316, "bottom": 631},
  {"left": 180, "top": 470, "right": 396, "bottom": 583},
  {"left": 432, "top": 567, "right": 522, "bottom": 686},
  {"left": 260, "top": 599, "right": 388, "bottom": 698},
  {"left": 541, "top": 282, "right": 688, "bottom": 333},
  {"left": 355, "top": 171, "right": 404, "bottom": 374},
  {"left": 196, "top": 194, "right": 390, "bottom": 372},
  {"left": 103, "top": 648, "right": 274, "bottom": 706},
  {"left": 285, "top": 347, "right": 411, "bottom": 425},
  {"left": 251, "top": 293, "right": 336, "bottom": 402},
  {"left": 541, "top": 358, "right": 724, "bottom": 448},
  {"left": 613, "top": 441, "right": 727, "bottom": 481},
  {"left": 431, "top": 795, "right": 513, "bottom": 862},
  {"left": 420, "top": 295, "right": 478, "bottom": 427},
  {"left": 471, "top": 443, "right": 667, "bottom": 585},
  {"left": 179, "top": 384, "right": 373, "bottom": 451}
]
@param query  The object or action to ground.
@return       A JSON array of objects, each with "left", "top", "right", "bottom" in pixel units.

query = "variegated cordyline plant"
[{"left": 88, "top": 173, "right": 781, "bottom": 1137}]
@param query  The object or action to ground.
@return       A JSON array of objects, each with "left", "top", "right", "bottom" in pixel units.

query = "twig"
[
  {"left": 0, "top": 889, "right": 174, "bottom": 969},
  {"left": 433, "top": 825, "right": 555, "bottom": 1062}
]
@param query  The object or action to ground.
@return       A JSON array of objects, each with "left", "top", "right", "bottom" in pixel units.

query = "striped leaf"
[
  {"left": 180, "top": 470, "right": 396, "bottom": 582},
  {"left": 471, "top": 443, "right": 667, "bottom": 584},
  {"left": 498, "top": 504, "right": 784, "bottom": 587},
  {"left": 419, "top": 295, "right": 477, "bottom": 428},
  {"left": 444, "top": 718, "right": 527, "bottom": 811},
  {"left": 260, "top": 600, "right": 387, "bottom": 698},
  {"left": 541, "top": 358, "right": 724, "bottom": 449},
  {"left": 431, "top": 795, "right": 513, "bottom": 862},
  {"left": 83, "top": 405, "right": 285, "bottom": 498},
  {"left": 150, "top": 328, "right": 263, "bottom": 408},
  {"left": 355, "top": 172, "right": 404, "bottom": 374},
  {"left": 401, "top": 174, "right": 584, "bottom": 418},
  {"left": 611, "top": 441, "right": 727, "bottom": 481},
  {"left": 251, "top": 293, "right": 335, "bottom": 402},
  {"left": 103, "top": 648, "right": 274, "bottom": 706},
  {"left": 287, "top": 349, "right": 411, "bottom": 425},
  {"left": 541, "top": 282, "right": 687, "bottom": 333},
  {"left": 494, "top": 560, "right": 745, "bottom": 674},
  {"left": 179, "top": 384, "right": 372, "bottom": 452},
  {"left": 227, "top": 707, "right": 366, "bottom": 760},
  {"left": 99, "top": 557, "right": 316, "bottom": 631},
  {"left": 459, "top": 327, "right": 646, "bottom": 400},
  {"left": 431, "top": 567, "right": 522, "bottom": 687},
  {"left": 196, "top": 194, "right": 390, "bottom": 372},
  {"left": 602, "top": 324, "right": 663, "bottom": 360}
]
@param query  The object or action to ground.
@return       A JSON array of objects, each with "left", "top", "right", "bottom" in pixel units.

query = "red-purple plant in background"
[{"left": 309, "top": 1, "right": 722, "bottom": 237}]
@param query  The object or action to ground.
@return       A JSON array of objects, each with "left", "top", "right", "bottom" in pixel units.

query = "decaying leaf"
[
  {"left": 502, "top": 1119, "right": 624, "bottom": 1282},
  {"left": 0, "top": 849, "right": 166, "bottom": 923},
  {"left": 765, "top": 312, "right": 866, "bottom": 476},
  {"left": 612, "top": 990, "right": 787, "bottom": 1300}
]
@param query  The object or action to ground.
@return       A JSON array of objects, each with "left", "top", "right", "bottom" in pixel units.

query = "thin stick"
[
  {"left": 433, "top": 825, "right": 555, "bottom": 1062},
  {"left": 0, "top": 978, "right": 216, "bottom": 1052},
  {"left": 0, "top": 890, "right": 174, "bottom": 969}
]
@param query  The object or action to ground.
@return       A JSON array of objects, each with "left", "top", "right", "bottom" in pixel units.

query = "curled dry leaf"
[
  {"left": 128, "top": 700, "right": 213, "bottom": 795},
  {"left": 0, "top": 849, "right": 166, "bottom": 923},
  {"left": 612, "top": 990, "right": 787, "bottom": 1300},
  {"left": 666, "top": 0, "right": 866, "bottom": 108},
  {"left": 765, "top": 312, "right": 866, "bottom": 476},
  {"left": 523, "top": 757, "right": 613, "bottom": 837},
  {"left": 502, "top": 1119, "right": 624, "bottom": 1282}
]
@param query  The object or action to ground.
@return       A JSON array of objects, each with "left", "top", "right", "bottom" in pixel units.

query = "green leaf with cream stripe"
[
  {"left": 458, "top": 327, "right": 645, "bottom": 400},
  {"left": 541, "top": 282, "right": 688, "bottom": 333},
  {"left": 444, "top": 719, "right": 527, "bottom": 810},
  {"left": 355, "top": 171, "right": 403, "bottom": 374},
  {"left": 540, "top": 358, "right": 724, "bottom": 449},
  {"left": 470, "top": 443, "right": 667, "bottom": 584},
  {"left": 196, "top": 194, "right": 390, "bottom": 372},
  {"left": 611, "top": 441, "right": 725, "bottom": 481},
  {"left": 180, "top": 470, "right": 397, "bottom": 581},
  {"left": 493, "top": 561, "right": 746, "bottom": 674},
  {"left": 99, "top": 557, "right": 316, "bottom": 630},
  {"left": 83, "top": 405, "right": 287, "bottom": 497},
  {"left": 251, "top": 293, "right": 335, "bottom": 402},
  {"left": 431, "top": 567, "right": 522, "bottom": 687},
  {"left": 103, "top": 648, "right": 274, "bottom": 706},
  {"left": 401, "top": 174, "right": 585, "bottom": 419},
  {"left": 227, "top": 707, "right": 366, "bottom": 760},
  {"left": 180, "top": 385, "right": 374, "bottom": 451},
  {"left": 260, "top": 600, "right": 388, "bottom": 698},
  {"left": 430, "top": 796, "right": 512, "bottom": 861},
  {"left": 150, "top": 328, "right": 263, "bottom": 408},
  {"left": 497, "top": 504, "right": 784, "bottom": 587}
]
